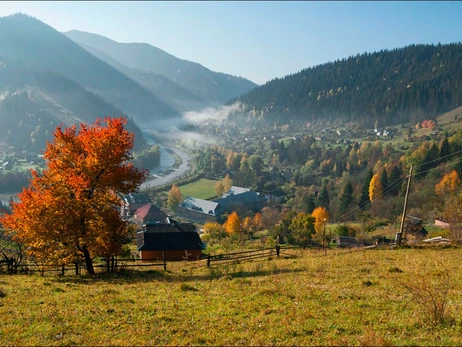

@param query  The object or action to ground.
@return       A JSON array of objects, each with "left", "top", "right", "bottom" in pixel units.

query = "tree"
[
  {"left": 203, "top": 222, "right": 226, "bottom": 244},
  {"left": 0, "top": 117, "right": 148, "bottom": 274},
  {"left": 435, "top": 170, "right": 461, "bottom": 196},
  {"left": 380, "top": 168, "right": 389, "bottom": 196},
  {"left": 252, "top": 212, "right": 262, "bottom": 230},
  {"left": 311, "top": 206, "right": 329, "bottom": 236},
  {"left": 339, "top": 182, "right": 354, "bottom": 215},
  {"left": 369, "top": 173, "right": 383, "bottom": 202},
  {"left": 222, "top": 174, "right": 233, "bottom": 193},
  {"left": 167, "top": 184, "right": 182, "bottom": 211},
  {"left": 223, "top": 211, "right": 242, "bottom": 235},
  {"left": 214, "top": 181, "right": 225, "bottom": 197},
  {"left": 318, "top": 184, "right": 330, "bottom": 210},
  {"left": 289, "top": 213, "right": 316, "bottom": 248},
  {"left": 359, "top": 169, "right": 373, "bottom": 209}
]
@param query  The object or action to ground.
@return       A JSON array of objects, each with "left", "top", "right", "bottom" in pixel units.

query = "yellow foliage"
[
  {"left": 435, "top": 170, "right": 461, "bottom": 195},
  {"left": 369, "top": 173, "right": 383, "bottom": 202},
  {"left": 311, "top": 206, "right": 329, "bottom": 234}
]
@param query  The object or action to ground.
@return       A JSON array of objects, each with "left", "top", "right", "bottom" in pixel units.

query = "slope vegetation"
[
  {"left": 64, "top": 30, "right": 258, "bottom": 104},
  {"left": 229, "top": 43, "right": 462, "bottom": 128}
]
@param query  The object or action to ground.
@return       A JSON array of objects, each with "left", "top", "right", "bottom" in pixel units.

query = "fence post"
[
  {"left": 276, "top": 245, "right": 280, "bottom": 257},
  {"left": 162, "top": 252, "right": 167, "bottom": 271},
  {"left": 61, "top": 264, "right": 65, "bottom": 276},
  {"left": 207, "top": 254, "right": 211, "bottom": 267}
]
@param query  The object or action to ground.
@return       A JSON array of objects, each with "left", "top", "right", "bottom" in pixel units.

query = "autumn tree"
[
  {"left": 311, "top": 206, "right": 329, "bottom": 236},
  {"left": 167, "top": 184, "right": 182, "bottom": 211},
  {"left": 203, "top": 221, "right": 226, "bottom": 244},
  {"left": 0, "top": 117, "right": 148, "bottom": 274},
  {"left": 223, "top": 211, "right": 242, "bottom": 235},
  {"left": 435, "top": 170, "right": 461, "bottom": 196},
  {"left": 369, "top": 173, "right": 383, "bottom": 202},
  {"left": 222, "top": 174, "right": 233, "bottom": 193},
  {"left": 214, "top": 181, "right": 225, "bottom": 197}
]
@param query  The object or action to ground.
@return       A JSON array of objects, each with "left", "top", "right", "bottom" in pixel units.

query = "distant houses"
[{"left": 177, "top": 186, "right": 268, "bottom": 224}]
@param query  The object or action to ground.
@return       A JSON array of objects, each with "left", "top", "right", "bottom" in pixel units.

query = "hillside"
[
  {"left": 78, "top": 43, "right": 209, "bottom": 112},
  {"left": 0, "top": 14, "right": 180, "bottom": 128},
  {"left": 63, "top": 30, "right": 258, "bottom": 104},
  {"left": 0, "top": 58, "right": 146, "bottom": 151},
  {"left": 228, "top": 43, "right": 462, "bottom": 128}
]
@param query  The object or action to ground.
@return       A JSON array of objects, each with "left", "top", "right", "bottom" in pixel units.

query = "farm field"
[
  {"left": 1, "top": 247, "right": 461, "bottom": 346},
  {"left": 177, "top": 178, "right": 218, "bottom": 200}
]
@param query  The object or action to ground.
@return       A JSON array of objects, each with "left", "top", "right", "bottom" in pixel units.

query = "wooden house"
[
  {"left": 133, "top": 203, "right": 168, "bottom": 226},
  {"left": 136, "top": 220, "right": 206, "bottom": 261}
]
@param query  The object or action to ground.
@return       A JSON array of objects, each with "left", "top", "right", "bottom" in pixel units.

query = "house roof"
[
  {"left": 125, "top": 193, "right": 152, "bottom": 205},
  {"left": 222, "top": 186, "right": 251, "bottom": 197},
  {"left": 137, "top": 223, "right": 206, "bottom": 251},
  {"left": 179, "top": 196, "right": 221, "bottom": 216},
  {"left": 134, "top": 203, "right": 168, "bottom": 223}
]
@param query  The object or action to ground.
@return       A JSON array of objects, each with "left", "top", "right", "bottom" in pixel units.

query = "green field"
[
  {"left": 178, "top": 178, "right": 218, "bottom": 200},
  {"left": 1, "top": 247, "right": 461, "bottom": 345}
]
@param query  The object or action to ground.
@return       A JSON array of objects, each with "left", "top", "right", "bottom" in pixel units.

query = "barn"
[{"left": 136, "top": 219, "right": 206, "bottom": 261}]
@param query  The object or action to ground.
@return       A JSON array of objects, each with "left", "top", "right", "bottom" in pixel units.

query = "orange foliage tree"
[
  {"left": 224, "top": 211, "right": 242, "bottom": 235},
  {"left": 435, "top": 170, "right": 461, "bottom": 196},
  {"left": 0, "top": 117, "right": 148, "bottom": 274},
  {"left": 311, "top": 206, "right": 329, "bottom": 235},
  {"left": 369, "top": 173, "right": 383, "bottom": 202}
]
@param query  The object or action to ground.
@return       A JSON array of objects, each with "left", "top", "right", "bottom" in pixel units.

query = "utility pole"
[{"left": 397, "top": 165, "right": 413, "bottom": 246}]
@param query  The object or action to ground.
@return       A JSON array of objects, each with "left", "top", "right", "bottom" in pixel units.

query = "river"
[{"left": 140, "top": 137, "right": 191, "bottom": 189}]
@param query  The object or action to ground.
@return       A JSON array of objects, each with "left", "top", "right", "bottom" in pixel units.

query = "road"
[{"left": 139, "top": 147, "right": 191, "bottom": 189}]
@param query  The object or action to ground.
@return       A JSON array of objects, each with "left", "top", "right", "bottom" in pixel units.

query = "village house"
[
  {"left": 132, "top": 202, "right": 169, "bottom": 226},
  {"left": 136, "top": 219, "right": 206, "bottom": 261},
  {"left": 177, "top": 186, "right": 268, "bottom": 224}
]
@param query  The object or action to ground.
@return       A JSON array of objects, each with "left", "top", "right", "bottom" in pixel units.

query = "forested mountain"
[
  {"left": 0, "top": 14, "right": 180, "bottom": 127},
  {"left": 0, "top": 58, "right": 146, "bottom": 151},
  {"left": 78, "top": 43, "right": 209, "bottom": 113},
  {"left": 229, "top": 43, "right": 462, "bottom": 128},
  {"left": 63, "top": 30, "right": 258, "bottom": 104}
]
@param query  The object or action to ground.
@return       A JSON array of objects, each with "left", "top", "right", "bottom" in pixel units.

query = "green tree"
[
  {"left": 289, "top": 213, "right": 316, "bottom": 248},
  {"left": 339, "top": 182, "right": 354, "bottom": 215}
]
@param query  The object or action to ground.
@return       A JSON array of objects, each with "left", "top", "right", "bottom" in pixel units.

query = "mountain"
[
  {"left": 228, "top": 43, "right": 462, "bottom": 128},
  {"left": 0, "top": 14, "right": 180, "bottom": 128},
  {"left": 0, "top": 58, "right": 146, "bottom": 151},
  {"left": 78, "top": 43, "right": 209, "bottom": 113},
  {"left": 63, "top": 30, "right": 258, "bottom": 104}
]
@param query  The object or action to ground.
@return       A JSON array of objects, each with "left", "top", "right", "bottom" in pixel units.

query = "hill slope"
[
  {"left": 78, "top": 43, "right": 209, "bottom": 112},
  {"left": 0, "top": 14, "right": 180, "bottom": 128},
  {"left": 0, "top": 58, "right": 146, "bottom": 151},
  {"left": 64, "top": 30, "right": 258, "bottom": 104},
  {"left": 228, "top": 43, "right": 462, "bottom": 128}
]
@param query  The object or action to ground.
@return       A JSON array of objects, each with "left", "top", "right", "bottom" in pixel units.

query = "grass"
[
  {"left": 1, "top": 247, "right": 462, "bottom": 345},
  {"left": 178, "top": 178, "right": 219, "bottom": 200}
]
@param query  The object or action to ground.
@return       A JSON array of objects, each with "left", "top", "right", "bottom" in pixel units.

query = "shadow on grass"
[{"left": 50, "top": 263, "right": 307, "bottom": 285}]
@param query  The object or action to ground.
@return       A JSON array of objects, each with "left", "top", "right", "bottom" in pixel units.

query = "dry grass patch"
[{"left": 0, "top": 248, "right": 462, "bottom": 345}]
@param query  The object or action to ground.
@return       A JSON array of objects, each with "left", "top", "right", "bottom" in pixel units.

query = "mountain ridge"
[{"left": 64, "top": 29, "right": 258, "bottom": 104}]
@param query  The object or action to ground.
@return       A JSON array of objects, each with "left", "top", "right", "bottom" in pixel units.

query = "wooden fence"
[{"left": 0, "top": 246, "right": 300, "bottom": 275}]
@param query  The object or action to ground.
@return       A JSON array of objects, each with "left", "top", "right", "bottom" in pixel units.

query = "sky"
[{"left": 1, "top": 1, "right": 462, "bottom": 85}]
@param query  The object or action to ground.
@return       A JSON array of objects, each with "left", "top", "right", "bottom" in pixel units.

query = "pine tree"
[
  {"left": 380, "top": 168, "right": 389, "bottom": 197},
  {"left": 339, "top": 182, "right": 354, "bottom": 214},
  {"left": 359, "top": 169, "right": 373, "bottom": 210},
  {"left": 318, "top": 184, "right": 330, "bottom": 210}
]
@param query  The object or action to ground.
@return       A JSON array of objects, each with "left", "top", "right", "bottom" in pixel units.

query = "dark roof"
[
  {"left": 125, "top": 193, "right": 152, "bottom": 205},
  {"left": 137, "top": 223, "right": 206, "bottom": 251}
]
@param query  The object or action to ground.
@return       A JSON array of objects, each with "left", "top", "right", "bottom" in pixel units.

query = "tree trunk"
[{"left": 82, "top": 246, "right": 95, "bottom": 274}]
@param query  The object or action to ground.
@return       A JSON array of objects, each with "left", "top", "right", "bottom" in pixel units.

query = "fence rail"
[{"left": 1, "top": 246, "right": 301, "bottom": 275}]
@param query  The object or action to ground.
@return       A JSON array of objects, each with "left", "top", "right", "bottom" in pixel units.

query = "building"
[
  {"left": 177, "top": 197, "right": 224, "bottom": 224},
  {"left": 177, "top": 186, "right": 268, "bottom": 224},
  {"left": 122, "top": 193, "right": 152, "bottom": 218},
  {"left": 133, "top": 203, "right": 168, "bottom": 226},
  {"left": 136, "top": 219, "right": 206, "bottom": 261}
]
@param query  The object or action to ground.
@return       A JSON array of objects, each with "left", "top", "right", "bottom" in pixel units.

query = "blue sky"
[{"left": 1, "top": 1, "right": 461, "bottom": 85}]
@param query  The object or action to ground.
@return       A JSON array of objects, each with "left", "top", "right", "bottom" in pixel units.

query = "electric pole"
[{"left": 397, "top": 165, "right": 413, "bottom": 246}]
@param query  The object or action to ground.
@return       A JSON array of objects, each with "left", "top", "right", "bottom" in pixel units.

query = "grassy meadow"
[
  {"left": 1, "top": 247, "right": 462, "bottom": 346},
  {"left": 177, "top": 178, "right": 218, "bottom": 200}
]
